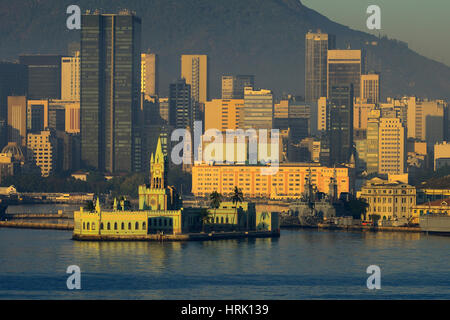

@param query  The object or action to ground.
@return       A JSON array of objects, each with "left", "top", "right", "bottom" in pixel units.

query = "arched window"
[
  {"left": 87, "top": 222, "right": 90, "bottom": 230},
  {"left": 121, "top": 222, "right": 125, "bottom": 230},
  {"left": 107, "top": 222, "right": 110, "bottom": 230},
  {"left": 83, "top": 222, "right": 85, "bottom": 230},
  {"left": 114, "top": 222, "right": 117, "bottom": 230},
  {"left": 216, "top": 217, "right": 219, "bottom": 223},
  {"left": 92, "top": 223, "right": 95, "bottom": 230},
  {"left": 128, "top": 222, "right": 131, "bottom": 230},
  {"left": 142, "top": 222, "right": 146, "bottom": 229},
  {"left": 221, "top": 217, "right": 224, "bottom": 224},
  {"left": 136, "top": 222, "right": 139, "bottom": 230},
  {"left": 100, "top": 223, "right": 104, "bottom": 230},
  {"left": 226, "top": 217, "right": 229, "bottom": 224}
]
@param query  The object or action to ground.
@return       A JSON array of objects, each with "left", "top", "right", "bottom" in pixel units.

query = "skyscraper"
[
  {"left": 305, "top": 31, "right": 336, "bottom": 104},
  {"left": 327, "top": 50, "right": 362, "bottom": 100},
  {"left": 7, "top": 96, "right": 27, "bottom": 146},
  {"left": 19, "top": 54, "right": 62, "bottom": 100},
  {"left": 222, "top": 75, "right": 255, "bottom": 99},
  {"left": 181, "top": 55, "right": 208, "bottom": 104},
  {"left": 378, "top": 118, "right": 406, "bottom": 175},
  {"left": 241, "top": 87, "right": 273, "bottom": 130},
  {"left": 329, "top": 85, "right": 354, "bottom": 165},
  {"left": 80, "top": 10, "right": 141, "bottom": 173},
  {"left": 169, "top": 79, "right": 191, "bottom": 130},
  {"left": 141, "top": 52, "right": 158, "bottom": 98},
  {"left": 61, "top": 51, "right": 80, "bottom": 101},
  {"left": 360, "top": 73, "right": 380, "bottom": 104}
]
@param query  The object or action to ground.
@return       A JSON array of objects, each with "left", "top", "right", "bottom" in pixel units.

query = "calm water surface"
[{"left": 1, "top": 227, "right": 449, "bottom": 299}]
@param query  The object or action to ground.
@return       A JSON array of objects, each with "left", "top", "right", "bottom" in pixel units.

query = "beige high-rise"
[
  {"left": 141, "top": 52, "right": 158, "bottom": 98},
  {"left": 61, "top": 51, "right": 80, "bottom": 101},
  {"left": 181, "top": 55, "right": 208, "bottom": 104},
  {"left": 7, "top": 96, "right": 27, "bottom": 146},
  {"left": 360, "top": 73, "right": 380, "bottom": 104},
  {"left": 378, "top": 118, "right": 406, "bottom": 175}
]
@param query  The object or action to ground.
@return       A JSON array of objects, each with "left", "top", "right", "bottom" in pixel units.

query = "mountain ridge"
[{"left": 0, "top": 0, "right": 449, "bottom": 100}]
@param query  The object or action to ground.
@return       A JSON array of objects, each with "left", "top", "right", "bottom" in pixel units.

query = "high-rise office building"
[
  {"left": 317, "top": 97, "right": 328, "bottom": 132},
  {"left": 329, "top": 86, "right": 354, "bottom": 165},
  {"left": 327, "top": 50, "right": 362, "bottom": 100},
  {"left": 19, "top": 55, "right": 62, "bottom": 100},
  {"left": 0, "top": 62, "right": 27, "bottom": 148},
  {"left": 158, "top": 97, "right": 169, "bottom": 123},
  {"left": 7, "top": 96, "right": 27, "bottom": 146},
  {"left": 141, "top": 52, "right": 158, "bottom": 98},
  {"left": 27, "top": 99, "right": 49, "bottom": 134},
  {"left": 360, "top": 73, "right": 380, "bottom": 104},
  {"left": 181, "top": 55, "right": 208, "bottom": 105},
  {"left": 169, "top": 79, "right": 192, "bottom": 130},
  {"left": 366, "top": 109, "right": 381, "bottom": 174},
  {"left": 27, "top": 130, "right": 57, "bottom": 177},
  {"left": 204, "top": 99, "right": 244, "bottom": 132},
  {"left": 48, "top": 105, "right": 66, "bottom": 132},
  {"left": 241, "top": 87, "right": 273, "bottom": 130},
  {"left": 222, "top": 75, "right": 255, "bottom": 99},
  {"left": 61, "top": 52, "right": 80, "bottom": 101},
  {"left": 80, "top": 10, "right": 141, "bottom": 173},
  {"left": 378, "top": 118, "right": 406, "bottom": 175},
  {"left": 305, "top": 31, "right": 336, "bottom": 104}
]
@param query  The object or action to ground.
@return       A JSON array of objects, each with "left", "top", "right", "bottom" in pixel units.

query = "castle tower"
[{"left": 150, "top": 137, "right": 166, "bottom": 189}]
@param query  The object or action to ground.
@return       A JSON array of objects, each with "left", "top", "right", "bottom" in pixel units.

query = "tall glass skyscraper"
[
  {"left": 329, "top": 85, "right": 354, "bottom": 165},
  {"left": 80, "top": 10, "right": 141, "bottom": 173},
  {"left": 305, "top": 31, "right": 336, "bottom": 104},
  {"left": 327, "top": 50, "right": 362, "bottom": 100},
  {"left": 169, "top": 79, "right": 192, "bottom": 130}
]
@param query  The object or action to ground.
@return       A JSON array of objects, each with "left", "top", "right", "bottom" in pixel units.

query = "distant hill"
[{"left": 1, "top": 0, "right": 449, "bottom": 100}]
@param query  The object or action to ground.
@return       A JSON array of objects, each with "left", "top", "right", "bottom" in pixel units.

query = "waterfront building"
[
  {"left": 358, "top": 177, "right": 416, "bottom": 222},
  {"left": 61, "top": 52, "right": 80, "bottom": 101},
  {"left": 241, "top": 87, "right": 273, "bottom": 130},
  {"left": 305, "top": 31, "right": 336, "bottom": 103},
  {"left": 434, "top": 141, "right": 450, "bottom": 170},
  {"left": 141, "top": 51, "right": 158, "bottom": 98},
  {"left": 204, "top": 99, "right": 243, "bottom": 132},
  {"left": 73, "top": 137, "right": 278, "bottom": 237},
  {"left": 413, "top": 198, "right": 450, "bottom": 221},
  {"left": 7, "top": 96, "right": 27, "bottom": 146},
  {"left": 27, "top": 130, "right": 57, "bottom": 177},
  {"left": 222, "top": 75, "right": 254, "bottom": 99},
  {"left": 80, "top": 10, "right": 142, "bottom": 173},
  {"left": 327, "top": 49, "right": 362, "bottom": 99},
  {"left": 19, "top": 54, "right": 62, "bottom": 100},
  {"left": 360, "top": 73, "right": 380, "bottom": 104},
  {"left": 191, "top": 163, "right": 350, "bottom": 199}
]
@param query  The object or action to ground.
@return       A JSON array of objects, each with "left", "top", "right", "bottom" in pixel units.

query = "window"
[
  {"left": 114, "top": 222, "right": 117, "bottom": 230},
  {"left": 87, "top": 222, "right": 90, "bottom": 230},
  {"left": 100, "top": 223, "right": 104, "bottom": 230},
  {"left": 107, "top": 222, "right": 110, "bottom": 230},
  {"left": 136, "top": 222, "right": 139, "bottom": 230},
  {"left": 128, "top": 222, "right": 131, "bottom": 230},
  {"left": 142, "top": 222, "right": 146, "bottom": 229},
  {"left": 121, "top": 222, "right": 125, "bottom": 230}
]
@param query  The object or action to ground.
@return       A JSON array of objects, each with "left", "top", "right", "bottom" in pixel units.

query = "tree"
[
  {"left": 346, "top": 199, "right": 369, "bottom": 220},
  {"left": 84, "top": 200, "right": 94, "bottom": 212},
  {"left": 231, "top": 186, "right": 243, "bottom": 227},
  {"left": 199, "top": 208, "right": 211, "bottom": 233},
  {"left": 369, "top": 214, "right": 381, "bottom": 226},
  {"left": 209, "top": 191, "right": 222, "bottom": 224}
]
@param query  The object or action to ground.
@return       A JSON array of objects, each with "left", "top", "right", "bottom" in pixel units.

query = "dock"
[
  {"left": 72, "top": 230, "right": 280, "bottom": 242},
  {"left": 0, "top": 221, "right": 73, "bottom": 230},
  {"left": 280, "top": 222, "right": 422, "bottom": 233}
]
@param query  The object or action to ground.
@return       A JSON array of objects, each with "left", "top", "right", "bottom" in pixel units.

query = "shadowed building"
[{"left": 80, "top": 10, "right": 142, "bottom": 173}]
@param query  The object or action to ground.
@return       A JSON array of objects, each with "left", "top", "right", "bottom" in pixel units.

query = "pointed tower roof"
[
  {"left": 155, "top": 136, "right": 163, "bottom": 163},
  {"left": 95, "top": 197, "right": 101, "bottom": 213}
]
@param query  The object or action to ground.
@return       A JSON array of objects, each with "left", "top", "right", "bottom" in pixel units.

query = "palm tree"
[
  {"left": 84, "top": 200, "right": 94, "bottom": 212},
  {"left": 231, "top": 186, "right": 243, "bottom": 228},
  {"left": 199, "top": 208, "right": 211, "bottom": 233},
  {"left": 209, "top": 191, "right": 222, "bottom": 225}
]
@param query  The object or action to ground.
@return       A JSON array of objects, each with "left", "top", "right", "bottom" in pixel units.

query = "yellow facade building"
[
  {"left": 204, "top": 99, "right": 243, "bottom": 132},
  {"left": 358, "top": 177, "right": 416, "bottom": 222},
  {"left": 27, "top": 130, "right": 57, "bottom": 177},
  {"left": 181, "top": 54, "right": 208, "bottom": 104},
  {"left": 192, "top": 163, "right": 350, "bottom": 199}
]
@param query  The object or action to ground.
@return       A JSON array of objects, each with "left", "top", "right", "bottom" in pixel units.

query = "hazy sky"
[{"left": 301, "top": 0, "right": 450, "bottom": 66}]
